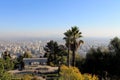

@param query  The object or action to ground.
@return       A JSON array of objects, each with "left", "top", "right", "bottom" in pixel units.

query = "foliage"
[
  {"left": 2, "top": 51, "right": 11, "bottom": 60},
  {"left": 63, "top": 29, "right": 72, "bottom": 67},
  {"left": 49, "top": 62, "right": 55, "bottom": 67},
  {"left": 82, "top": 47, "right": 111, "bottom": 79},
  {"left": 108, "top": 37, "right": 120, "bottom": 76},
  {"left": 0, "top": 72, "right": 12, "bottom": 80},
  {"left": 11, "top": 74, "right": 43, "bottom": 80},
  {"left": 4, "top": 56, "right": 14, "bottom": 70},
  {"left": 0, "top": 58, "right": 4, "bottom": 74},
  {"left": 14, "top": 51, "right": 32, "bottom": 70},
  {"left": 44, "top": 40, "right": 67, "bottom": 66},
  {"left": 1, "top": 51, "right": 14, "bottom": 70},
  {"left": 15, "top": 55, "right": 25, "bottom": 70},
  {"left": 75, "top": 54, "right": 85, "bottom": 73},
  {"left": 83, "top": 74, "right": 99, "bottom": 80},
  {"left": 109, "top": 37, "right": 120, "bottom": 53},
  {"left": 63, "top": 26, "right": 83, "bottom": 66},
  {"left": 23, "top": 51, "right": 32, "bottom": 58},
  {"left": 76, "top": 37, "right": 120, "bottom": 79},
  {"left": 22, "top": 74, "right": 32, "bottom": 80},
  {"left": 59, "top": 65, "right": 98, "bottom": 80},
  {"left": 0, "top": 57, "right": 12, "bottom": 80}
]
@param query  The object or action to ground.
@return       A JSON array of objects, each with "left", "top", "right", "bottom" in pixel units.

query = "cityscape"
[
  {"left": 0, "top": 39, "right": 45, "bottom": 58},
  {"left": 0, "top": 0, "right": 120, "bottom": 80},
  {"left": 0, "top": 37, "right": 109, "bottom": 59},
  {"left": 0, "top": 37, "right": 110, "bottom": 80}
]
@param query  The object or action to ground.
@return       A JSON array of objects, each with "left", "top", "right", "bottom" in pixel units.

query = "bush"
[
  {"left": 83, "top": 74, "right": 99, "bottom": 80},
  {"left": 22, "top": 74, "right": 32, "bottom": 80},
  {"left": 32, "top": 76, "right": 39, "bottom": 80},
  {"left": 59, "top": 65, "right": 98, "bottom": 80},
  {"left": 49, "top": 62, "right": 55, "bottom": 67}
]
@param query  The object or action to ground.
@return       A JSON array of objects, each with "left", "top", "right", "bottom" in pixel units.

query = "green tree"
[
  {"left": 0, "top": 58, "right": 12, "bottom": 80},
  {"left": 2, "top": 51, "right": 14, "bottom": 70},
  {"left": 17, "top": 55, "right": 25, "bottom": 70},
  {"left": 80, "top": 37, "right": 120, "bottom": 79},
  {"left": 44, "top": 40, "right": 67, "bottom": 66},
  {"left": 75, "top": 53, "right": 85, "bottom": 73},
  {"left": 64, "top": 26, "right": 83, "bottom": 66},
  {"left": 63, "top": 29, "right": 72, "bottom": 67},
  {"left": 84, "top": 47, "right": 110, "bottom": 76},
  {"left": 2, "top": 51, "right": 12, "bottom": 60},
  {"left": 70, "top": 26, "right": 83, "bottom": 66},
  {"left": 4, "top": 56, "right": 14, "bottom": 70},
  {"left": 44, "top": 40, "right": 58, "bottom": 65},
  {"left": 109, "top": 37, "right": 120, "bottom": 77},
  {"left": 0, "top": 58, "right": 4, "bottom": 75}
]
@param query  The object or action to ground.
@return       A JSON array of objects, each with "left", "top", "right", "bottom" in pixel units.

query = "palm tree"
[
  {"left": 70, "top": 26, "right": 83, "bottom": 66},
  {"left": 63, "top": 29, "right": 72, "bottom": 67},
  {"left": 64, "top": 26, "right": 83, "bottom": 67}
]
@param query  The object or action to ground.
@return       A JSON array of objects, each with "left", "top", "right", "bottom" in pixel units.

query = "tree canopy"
[
  {"left": 63, "top": 26, "right": 83, "bottom": 66},
  {"left": 44, "top": 40, "right": 67, "bottom": 66}
]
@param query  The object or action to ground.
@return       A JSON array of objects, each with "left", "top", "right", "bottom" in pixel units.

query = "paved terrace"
[{"left": 8, "top": 65, "right": 58, "bottom": 74}]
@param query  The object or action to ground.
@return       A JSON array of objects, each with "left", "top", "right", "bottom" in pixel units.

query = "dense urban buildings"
[{"left": 0, "top": 38, "right": 109, "bottom": 58}]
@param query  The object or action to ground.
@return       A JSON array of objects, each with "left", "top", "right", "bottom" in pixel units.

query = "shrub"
[
  {"left": 59, "top": 65, "right": 98, "bottom": 80},
  {"left": 22, "top": 74, "right": 32, "bottom": 80}
]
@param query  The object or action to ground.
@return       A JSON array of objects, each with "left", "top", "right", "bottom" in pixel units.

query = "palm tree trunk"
[
  {"left": 67, "top": 42, "right": 70, "bottom": 67},
  {"left": 72, "top": 39, "right": 76, "bottom": 66},
  {"left": 72, "top": 50, "right": 75, "bottom": 66}
]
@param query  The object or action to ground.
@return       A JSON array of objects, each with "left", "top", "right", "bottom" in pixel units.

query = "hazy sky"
[{"left": 0, "top": 0, "right": 120, "bottom": 38}]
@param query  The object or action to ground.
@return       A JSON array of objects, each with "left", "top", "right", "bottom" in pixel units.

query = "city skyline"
[{"left": 0, "top": 0, "right": 120, "bottom": 38}]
